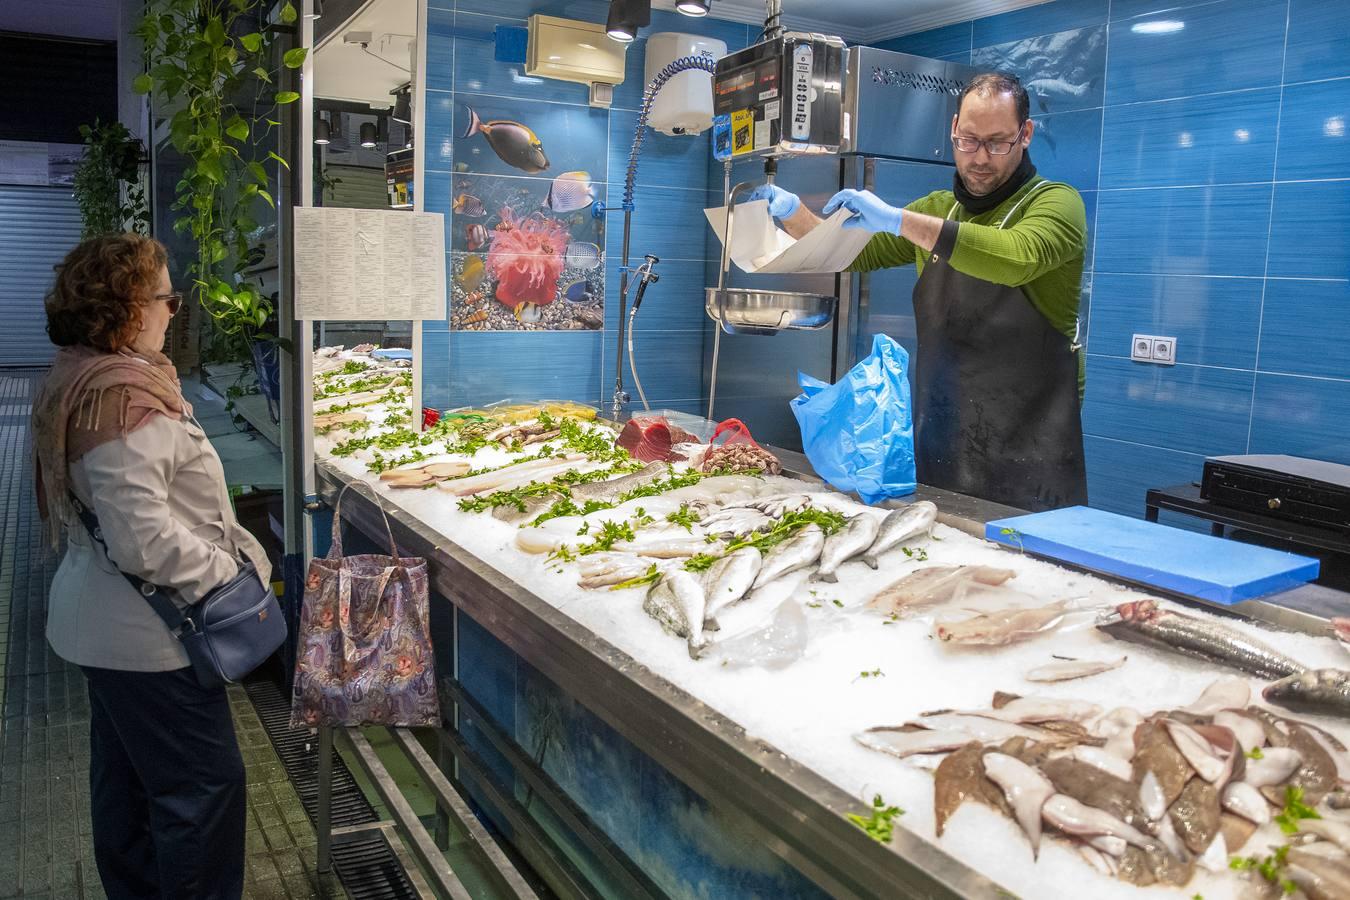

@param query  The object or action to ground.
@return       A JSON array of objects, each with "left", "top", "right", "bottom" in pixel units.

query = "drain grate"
[{"left": 244, "top": 677, "right": 421, "bottom": 900}]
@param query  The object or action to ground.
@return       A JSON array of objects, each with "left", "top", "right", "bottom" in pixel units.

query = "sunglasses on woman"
[{"left": 154, "top": 292, "right": 183, "bottom": 316}]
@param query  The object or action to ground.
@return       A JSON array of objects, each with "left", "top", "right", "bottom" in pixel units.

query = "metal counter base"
[{"left": 314, "top": 460, "right": 1000, "bottom": 900}]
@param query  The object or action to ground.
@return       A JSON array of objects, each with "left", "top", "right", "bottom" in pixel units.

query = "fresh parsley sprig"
[{"left": 847, "top": 794, "right": 903, "bottom": 844}]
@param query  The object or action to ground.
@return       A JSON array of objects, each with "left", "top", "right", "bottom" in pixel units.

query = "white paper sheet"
[
  {"left": 704, "top": 199, "right": 875, "bottom": 274},
  {"left": 295, "top": 207, "right": 447, "bottom": 321}
]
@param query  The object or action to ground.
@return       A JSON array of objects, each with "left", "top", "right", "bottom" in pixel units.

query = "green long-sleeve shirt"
[{"left": 849, "top": 175, "right": 1088, "bottom": 394}]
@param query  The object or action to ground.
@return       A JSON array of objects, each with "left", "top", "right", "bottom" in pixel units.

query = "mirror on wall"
[{"left": 311, "top": 0, "right": 419, "bottom": 351}]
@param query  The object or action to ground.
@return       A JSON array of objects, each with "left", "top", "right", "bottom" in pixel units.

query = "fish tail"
[
  {"left": 817, "top": 571, "right": 838, "bottom": 584},
  {"left": 461, "top": 106, "right": 483, "bottom": 139},
  {"left": 862, "top": 554, "right": 879, "bottom": 570}
]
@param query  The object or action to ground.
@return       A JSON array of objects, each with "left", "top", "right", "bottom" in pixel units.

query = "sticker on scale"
[
  {"left": 761, "top": 99, "right": 780, "bottom": 150},
  {"left": 790, "top": 44, "right": 813, "bottom": 141},
  {"left": 731, "top": 109, "right": 754, "bottom": 155}
]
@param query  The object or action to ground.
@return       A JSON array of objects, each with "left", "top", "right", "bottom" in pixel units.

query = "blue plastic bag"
[{"left": 790, "top": 334, "right": 916, "bottom": 504}]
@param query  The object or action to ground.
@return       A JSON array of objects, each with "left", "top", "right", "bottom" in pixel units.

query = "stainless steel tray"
[{"left": 704, "top": 286, "right": 836, "bottom": 335}]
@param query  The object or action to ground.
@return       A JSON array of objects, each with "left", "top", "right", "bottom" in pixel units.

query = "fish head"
[{"left": 1115, "top": 599, "right": 1159, "bottom": 622}]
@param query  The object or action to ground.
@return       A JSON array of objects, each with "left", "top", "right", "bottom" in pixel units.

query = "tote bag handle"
[{"left": 329, "top": 480, "right": 404, "bottom": 562}]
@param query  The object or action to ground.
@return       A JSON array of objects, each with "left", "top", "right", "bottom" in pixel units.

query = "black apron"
[{"left": 910, "top": 183, "right": 1088, "bottom": 512}]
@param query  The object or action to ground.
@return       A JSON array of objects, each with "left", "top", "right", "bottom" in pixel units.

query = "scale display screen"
[{"left": 711, "top": 34, "right": 844, "bottom": 160}]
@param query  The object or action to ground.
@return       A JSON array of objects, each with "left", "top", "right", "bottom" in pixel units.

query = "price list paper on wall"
[{"left": 294, "top": 207, "right": 446, "bottom": 320}]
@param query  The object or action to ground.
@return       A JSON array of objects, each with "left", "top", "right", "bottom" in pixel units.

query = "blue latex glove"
[
  {"left": 746, "top": 183, "right": 801, "bottom": 219},
  {"left": 822, "top": 189, "right": 905, "bottom": 234}
]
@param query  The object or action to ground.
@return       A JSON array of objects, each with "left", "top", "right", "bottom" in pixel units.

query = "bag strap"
[
  {"left": 67, "top": 493, "right": 198, "bottom": 639},
  {"left": 711, "top": 418, "right": 755, "bottom": 447},
  {"left": 331, "top": 480, "right": 402, "bottom": 562}
]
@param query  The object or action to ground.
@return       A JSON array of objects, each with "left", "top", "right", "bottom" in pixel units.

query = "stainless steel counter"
[
  {"left": 315, "top": 459, "right": 1002, "bottom": 900},
  {"left": 315, "top": 451, "right": 1347, "bottom": 900}
]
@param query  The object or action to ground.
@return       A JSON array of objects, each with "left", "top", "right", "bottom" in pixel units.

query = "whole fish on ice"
[
  {"left": 854, "top": 728, "right": 976, "bottom": 759},
  {"left": 1264, "top": 668, "right": 1350, "bottom": 718},
  {"left": 701, "top": 548, "right": 762, "bottom": 627},
  {"left": 868, "top": 565, "right": 1016, "bottom": 618},
  {"left": 812, "top": 513, "right": 879, "bottom": 583},
  {"left": 1097, "top": 599, "right": 1306, "bottom": 680},
  {"left": 935, "top": 599, "right": 1070, "bottom": 646},
  {"left": 1025, "top": 655, "right": 1126, "bottom": 683},
  {"left": 570, "top": 462, "right": 668, "bottom": 503},
  {"left": 983, "top": 751, "right": 1055, "bottom": 857},
  {"left": 862, "top": 501, "right": 937, "bottom": 568},
  {"left": 642, "top": 568, "right": 710, "bottom": 658},
  {"left": 751, "top": 524, "right": 824, "bottom": 589}
]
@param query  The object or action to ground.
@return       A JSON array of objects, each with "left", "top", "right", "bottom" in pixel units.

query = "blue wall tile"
[
  {"left": 604, "top": 258, "right": 712, "bottom": 332},
  {"left": 1095, "top": 184, "right": 1272, "bottom": 276},
  {"left": 974, "top": 0, "right": 1109, "bottom": 47},
  {"left": 1084, "top": 435, "right": 1206, "bottom": 516},
  {"left": 1088, "top": 273, "right": 1263, "bottom": 368},
  {"left": 972, "top": 25, "right": 1107, "bottom": 116},
  {"left": 1250, "top": 374, "right": 1350, "bottom": 465},
  {"left": 1276, "top": 78, "right": 1350, "bottom": 182},
  {"left": 1268, "top": 181, "right": 1350, "bottom": 280},
  {"left": 1099, "top": 89, "right": 1280, "bottom": 188},
  {"left": 1082, "top": 355, "right": 1254, "bottom": 455},
  {"left": 425, "top": 91, "right": 456, "bottom": 170},
  {"left": 453, "top": 93, "right": 609, "bottom": 178},
  {"left": 624, "top": 329, "right": 704, "bottom": 403},
  {"left": 1105, "top": 0, "right": 1287, "bottom": 105},
  {"left": 1033, "top": 107, "right": 1102, "bottom": 190},
  {"left": 441, "top": 331, "right": 603, "bottom": 407},
  {"left": 1285, "top": 0, "right": 1350, "bottom": 83},
  {"left": 424, "top": 170, "right": 455, "bottom": 217},
  {"left": 427, "top": 6, "right": 456, "bottom": 93},
  {"left": 1258, "top": 279, "right": 1350, "bottom": 380},
  {"left": 608, "top": 111, "right": 713, "bottom": 192},
  {"left": 876, "top": 22, "right": 972, "bottom": 60},
  {"left": 605, "top": 186, "right": 718, "bottom": 261}
]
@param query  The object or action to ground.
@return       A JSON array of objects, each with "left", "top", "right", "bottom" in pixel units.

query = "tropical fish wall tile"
[
  {"left": 453, "top": 94, "right": 608, "bottom": 178},
  {"left": 447, "top": 175, "right": 606, "bottom": 332}
]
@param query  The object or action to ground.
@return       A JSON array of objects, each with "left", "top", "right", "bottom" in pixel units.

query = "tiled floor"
[{"left": 0, "top": 370, "right": 337, "bottom": 900}]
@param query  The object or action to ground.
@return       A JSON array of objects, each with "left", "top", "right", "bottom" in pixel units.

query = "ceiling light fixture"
[
  {"left": 676, "top": 0, "right": 710, "bottom": 17},
  {"left": 606, "top": 0, "right": 650, "bottom": 44},
  {"left": 360, "top": 122, "right": 378, "bottom": 148},
  {"left": 314, "top": 116, "right": 331, "bottom": 145}
]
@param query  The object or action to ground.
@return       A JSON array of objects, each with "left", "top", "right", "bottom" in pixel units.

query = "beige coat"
[{"left": 47, "top": 413, "right": 272, "bottom": 671}]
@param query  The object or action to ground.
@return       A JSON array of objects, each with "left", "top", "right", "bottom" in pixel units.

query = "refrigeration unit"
[{"left": 704, "top": 31, "right": 977, "bottom": 449}]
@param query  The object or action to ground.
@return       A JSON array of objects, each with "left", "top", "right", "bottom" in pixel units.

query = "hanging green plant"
[
  {"left": 72, "top": 119, "right": 149, "bottom": 239},
  {"left": 133, "top": 0, "right": 305, "bottom": 363}
]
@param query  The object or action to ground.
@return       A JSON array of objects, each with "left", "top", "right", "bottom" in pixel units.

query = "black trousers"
[{"left": 82, "top": 665, "right": 246, "bottom": 900}]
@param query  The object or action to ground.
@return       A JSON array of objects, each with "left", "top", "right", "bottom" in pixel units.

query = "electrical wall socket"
[
  {"left": 1131, "top": 334, "right": 1178, "bottom": 365},
  {"left": 1152, "top": 336, "right": 1176, "bottom": 364}
]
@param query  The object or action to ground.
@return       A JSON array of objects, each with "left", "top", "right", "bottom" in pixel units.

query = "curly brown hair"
[{"left": 45, "top": 233, "right": 168, "bottom": 351}]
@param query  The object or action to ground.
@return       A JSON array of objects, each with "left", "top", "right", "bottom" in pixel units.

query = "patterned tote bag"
[{"left": 290, "top": 482, "right": 440, "bottom": 727}]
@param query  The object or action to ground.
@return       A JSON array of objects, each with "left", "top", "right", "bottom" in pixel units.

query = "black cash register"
[{"left": 1202, "top": 454, "right": 1350, "bottom": 533}]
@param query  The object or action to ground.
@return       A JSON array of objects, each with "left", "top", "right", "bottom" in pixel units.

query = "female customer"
[{"left": 31, "top": 233, "right": 271, "bottom": 899}]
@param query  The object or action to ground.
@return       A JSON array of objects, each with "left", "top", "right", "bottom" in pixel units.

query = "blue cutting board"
[{"left": 985, "top": 505, "right": 1320, "bottom": 604}]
